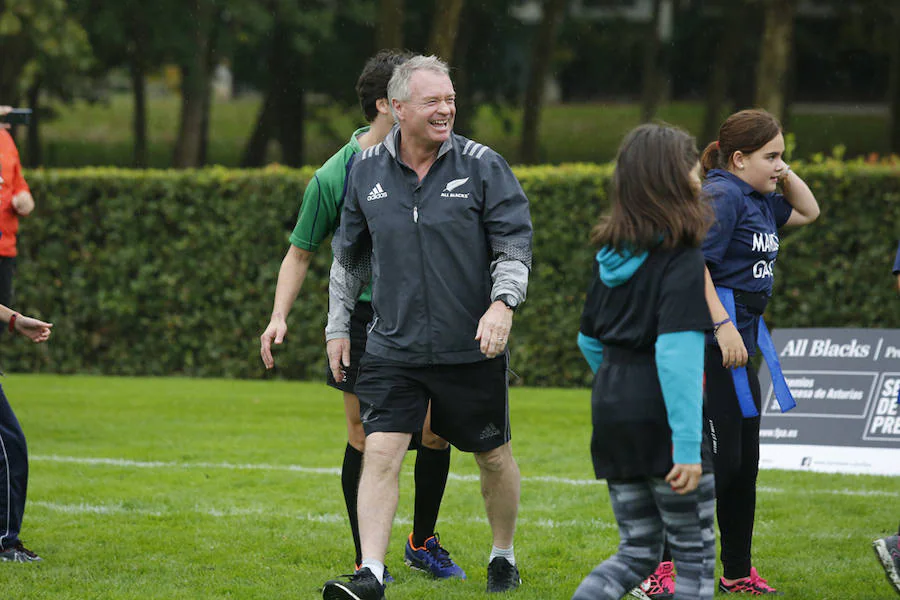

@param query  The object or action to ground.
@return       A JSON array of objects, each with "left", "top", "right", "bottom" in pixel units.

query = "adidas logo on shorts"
[
  {"left": 479, "top": 422, "right": 502, "bottom": 440},
  {"left": 367, "top": 183, "right": 388, "bottom": 202}
]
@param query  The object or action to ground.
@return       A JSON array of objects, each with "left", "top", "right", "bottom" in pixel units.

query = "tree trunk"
[
  {"left": 128, "top": 7, "right": 149, "bottom": 168},
  {"left": 702, "top": 0, "right": 745, "bottom": 144},
  {"left": 24, "top": 82, "right": 41, "bottom": 167},
  {"left": 0, "top": 33, "right": 30, "bottom": 102},
  {"left": 275, "top": 80, "right": 305, "bottom": 167},
  {"left": 376, "top": 0, "right": 404, "bottom": 51},
  {"left": 130, "top": 58, "right": 148, "bottom": 168},
  {"left": 754, "top": 0, "right": 796, "bottom": 122},
  {"left": 241, "top": 93, "right": 276, "bottom": 167},
  {"left": 426, "top": 0, "right": 465, "bottom": 63},
  {"left": 519, "top": 0, "right": 567, "bottom": 165},
  {"left": 173, "top": 0, "right": 215, "bottom": 168},
  {"left": 245, "top": 20, "right": 306, "bottom": 168},
  {"left": 640, "top": 0, "right": 664, "bottom": 123},
  {"left": 888, "top": 4, "right": 900, "bottom": 154},
  {"left": 199, "top": 11, "right": 221, "bottom": 167},
  {"left": 448, "top": 2, "right": 475, "bottom": 136}
]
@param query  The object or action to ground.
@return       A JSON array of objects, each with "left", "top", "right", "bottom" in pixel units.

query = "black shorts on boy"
[
  {"left": 355, "top": 354, "right": 511, "bottom": 452},
  {"left": 326, "top": 301, "right": 374, "bottom": 392}
]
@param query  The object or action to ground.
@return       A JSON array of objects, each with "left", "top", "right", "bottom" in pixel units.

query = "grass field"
[
  {"left": 2, "top": 374, "right": 898, "bottom": 599},
  {"left": 25, "top": 94, "right": 892, "bottom": 168}
]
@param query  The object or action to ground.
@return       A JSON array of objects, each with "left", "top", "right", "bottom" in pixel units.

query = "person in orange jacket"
[{"left": 0, "top": 106, "right": 35, "bottom": 308}]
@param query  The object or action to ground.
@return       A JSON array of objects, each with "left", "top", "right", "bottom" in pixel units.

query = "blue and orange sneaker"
[
  {"left": 718, "top": 567, "right": 783, "bottom": 595},
  {"left": 872, "top": 534, "right": 900, "bottom": 595},
  {"left": 404, "top": 533, "right": 467, "bottom": 579}
]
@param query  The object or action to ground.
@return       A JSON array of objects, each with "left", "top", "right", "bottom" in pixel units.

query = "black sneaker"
[
  {"left": 0, "top": 542, "right": 42, "bottom": 563},
  {"left": 486, "top": 557, "right": 521, "bottom": 593},
  {"left": 322, "top": 567, "right": 385, "bottom": 600}
]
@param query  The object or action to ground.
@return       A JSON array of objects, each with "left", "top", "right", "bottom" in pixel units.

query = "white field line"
[
  {"left": 28, "top": 500, "right": 618, "bottom": 530},
  {"left": 31, "top": 454, "right": 900, "bottom": 498}
]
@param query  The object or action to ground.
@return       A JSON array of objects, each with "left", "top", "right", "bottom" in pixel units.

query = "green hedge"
[{"left": 3, "top": 162, "right": 898, "bottom": 387}]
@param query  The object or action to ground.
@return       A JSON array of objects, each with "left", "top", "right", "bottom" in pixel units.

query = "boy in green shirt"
[{"left": 259, "top": 50, "right": 463, "bottom": 580}]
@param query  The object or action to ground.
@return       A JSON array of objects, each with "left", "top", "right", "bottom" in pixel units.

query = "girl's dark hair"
[
  {"left": 700, "top": 108, "right": 782, "bottom": 176},
  {"left": 591, "top": 123, "right": 711, "bottom": 251},
  {"left": 356, "top": 49, "right": 413, "bottom": 122}
]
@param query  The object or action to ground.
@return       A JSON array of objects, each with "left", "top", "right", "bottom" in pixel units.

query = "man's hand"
[
  {"left": 12, "top": 192, "right": 34, "bottom": 216},
  {"left": 475, "top": 301, "right": 513, "bottom": 358},
  {"left": 14, "top": 314, "right": 52, "bottom": 343},
  {"left": 260, "top": 315, "right": 288, "bottom": 369},
  {"left": 0, "top": 106, "right": 10, "bottom": 130},
  {"left": 665, "top": 463, "right": 702, "bottom": 495},
  {"left": 327, "top": 337, "right": 351, "bottom": 382}
]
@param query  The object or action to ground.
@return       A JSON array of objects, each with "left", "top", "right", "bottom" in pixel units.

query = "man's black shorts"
[
  {"left": 354, "top": 353, "right": 511, "bottom": 453},
  {"left": 326, "top": 301, "right": 374, "bottom": 393}
]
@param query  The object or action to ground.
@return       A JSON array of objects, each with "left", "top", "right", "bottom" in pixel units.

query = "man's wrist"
[
  {"left": 325, "top": 330, "right": 350, "bottom": 342},
  {"left": 495, "top": 294, "right": 519, "bottom": 312}
]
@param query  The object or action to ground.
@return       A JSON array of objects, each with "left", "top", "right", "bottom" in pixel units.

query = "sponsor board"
[{"left": 758, "top": 328, "right": 900, "bottom": 476}]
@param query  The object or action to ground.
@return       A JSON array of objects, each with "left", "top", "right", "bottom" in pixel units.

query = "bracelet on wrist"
[
  {"left": 8, "top": 313, "right": 18, "bottom": 333},
  {"left": 713, "top": 317, "right": 731, "bottom": 338}
]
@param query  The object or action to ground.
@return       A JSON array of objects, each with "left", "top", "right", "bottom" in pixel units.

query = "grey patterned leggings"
[{"left": 572, "top": 473, "right": 716, "bottom": 600}]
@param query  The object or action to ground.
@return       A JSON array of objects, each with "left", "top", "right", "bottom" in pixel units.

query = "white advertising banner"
[{"left": 757, "top": 328, "right": 900, "bottom": 476}]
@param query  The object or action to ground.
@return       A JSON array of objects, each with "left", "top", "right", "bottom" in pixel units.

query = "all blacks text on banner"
[{"left": 757, "top": 328, "right": 900, "bottom": 476}]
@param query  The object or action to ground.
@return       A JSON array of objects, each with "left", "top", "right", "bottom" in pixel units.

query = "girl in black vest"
[{"left": 573, "top": 123, "right": 716, "bottom": 600}]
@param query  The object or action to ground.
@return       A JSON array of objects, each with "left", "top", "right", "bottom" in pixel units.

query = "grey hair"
[{"left": 387, "top": 55, "right": 450, "bottom": 121}]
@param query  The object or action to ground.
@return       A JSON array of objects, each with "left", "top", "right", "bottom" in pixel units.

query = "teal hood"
[{"left": 596, "top": 246, "right": 648, "bottom": 287}]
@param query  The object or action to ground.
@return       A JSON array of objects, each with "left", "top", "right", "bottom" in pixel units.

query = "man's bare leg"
[
  {"left": 474, "top": 442, "right": 520, "bottom": 548},
  {"left": 358, "top": 431, "right": 413, "bottom": 566}
]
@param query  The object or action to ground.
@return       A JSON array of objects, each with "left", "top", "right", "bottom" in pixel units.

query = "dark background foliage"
[{"left": 2, "top": 162, "right": 897, "bottom": 387}]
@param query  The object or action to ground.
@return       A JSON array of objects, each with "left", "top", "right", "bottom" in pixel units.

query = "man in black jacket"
[{"left": 321, "top": 55, "right": 532, "bottom": 600}]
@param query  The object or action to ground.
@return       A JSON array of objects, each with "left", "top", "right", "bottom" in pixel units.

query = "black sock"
[
  {"left": 412, "top": 446, "right": 451, "bottom": 548},
  {"left": 662, "top": 540, "right": 672, "bottom": 563},
  {"left": 341, "top": 443, "right": 364, "bottom": 565}
]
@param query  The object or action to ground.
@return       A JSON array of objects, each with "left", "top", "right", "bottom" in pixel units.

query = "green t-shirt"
[{"left": 290, "top": 127, "right": 372, "bottom": 302}]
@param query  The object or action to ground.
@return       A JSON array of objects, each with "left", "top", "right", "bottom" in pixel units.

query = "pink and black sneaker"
[
  {"left": 718, "top": 567, "right": 783, "bottom": 595},
  {"left": 629, "top": 561, "right": 675, "bottom": 599}
]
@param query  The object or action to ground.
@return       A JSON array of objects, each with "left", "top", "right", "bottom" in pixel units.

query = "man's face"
[{"left": 394, "top": 69, "right": 456, "bottom": 147}]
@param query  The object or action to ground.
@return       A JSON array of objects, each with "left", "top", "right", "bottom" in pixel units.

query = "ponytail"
[{"left": 700, "top": 141, "right": 721, "bottom": 177}]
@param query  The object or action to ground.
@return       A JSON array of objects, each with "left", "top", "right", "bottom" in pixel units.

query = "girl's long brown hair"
[{"left": 592, "top": 123, "right": 711, "bottom": 251}]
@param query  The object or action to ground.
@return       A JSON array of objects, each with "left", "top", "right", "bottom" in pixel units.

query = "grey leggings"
[{"left": 572, "top": 473, "right": 716, "bottom": 600}]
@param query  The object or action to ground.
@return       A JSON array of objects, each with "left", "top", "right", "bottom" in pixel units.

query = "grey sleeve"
[
  {"left": 325, "top": 259, "right": 364, "bottom": 340},
  {"left": 483, "top": 152, "right": 533, "bottom": 305},
  {"left": 325, "top": 171, "right": 371, "bottom": 340}
]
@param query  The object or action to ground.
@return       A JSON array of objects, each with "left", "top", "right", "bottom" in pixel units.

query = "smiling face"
[
  {"left": 393, "top": 69, "right": 456, "bottom": 149},
  {"left": 731, "top": 132, "right": 788, "bottom": 194}
]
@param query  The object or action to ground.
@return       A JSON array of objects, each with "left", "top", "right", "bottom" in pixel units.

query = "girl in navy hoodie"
[{"left": 572, "top": 123, "right": 716, "bottom": 600}]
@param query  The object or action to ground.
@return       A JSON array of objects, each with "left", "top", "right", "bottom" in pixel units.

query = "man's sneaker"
[
  {"left": 322, "top": 567, "right": 385, "bottom": 600},
  {"left": 718, "top": 567, "right": 783, "bottom": 595},
  {"left": 404, "top": 533, "right": 467, "bottom": 579},
  {"left": 872, "top": 534, "right": 900, "bottom": 595},
  {"left": 629, "top": 561, "right": 675, "bottom": 599},
  {"left": 356, "top": 564, "right": 393, "bottom": 584},
  {"left": 486, "top": 556, "right": 521, "bottom": 593},
  {"left": 0, "top": 542, "right": 42, "bottom": 563}
]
